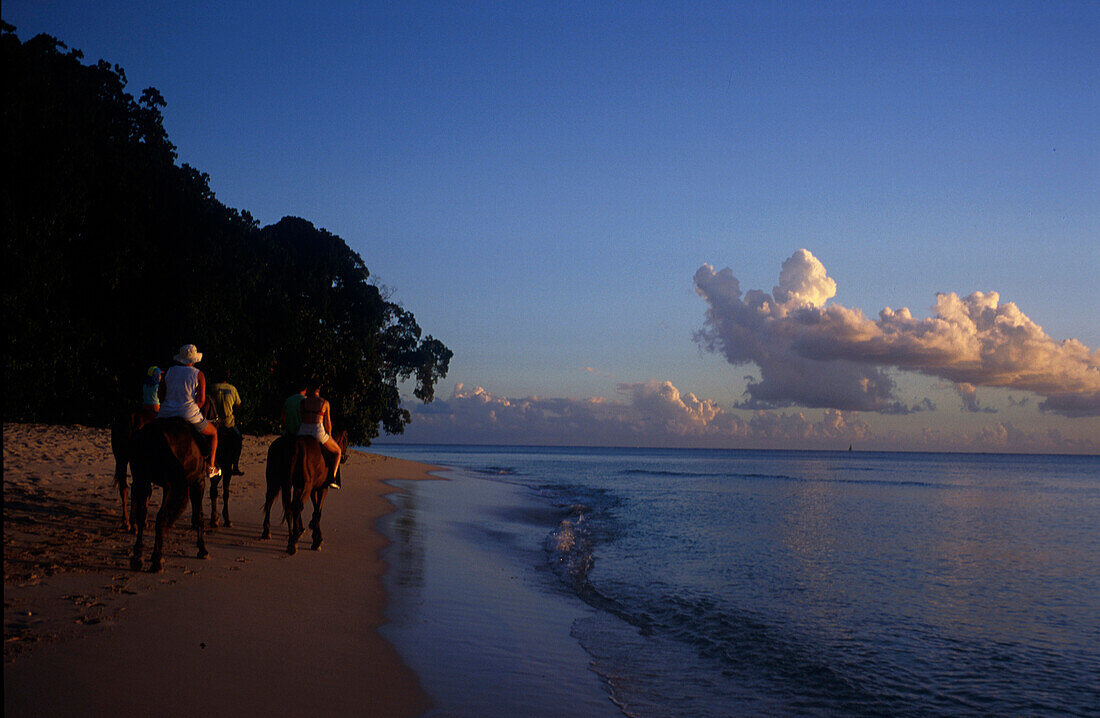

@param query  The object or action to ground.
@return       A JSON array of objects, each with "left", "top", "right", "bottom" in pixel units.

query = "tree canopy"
[{"left": 1, "top": 22, "right": 451, "bottom": 443}]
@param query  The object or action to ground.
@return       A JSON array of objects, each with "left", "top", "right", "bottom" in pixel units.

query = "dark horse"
[
  {"left": 260, "top": 431, "right": 348, "bottom": 554},
  {"left": 129, "top": 419, "right": 210, "bottom": 573},
  {"left": 110, "top": 405, "right": 155, "bottom": 531},
  {"left": 207, "top": 419, "right": 243, "bottom": 529},
  {"left": 111, "top": 399, "right": 240, "bottom": 531}
]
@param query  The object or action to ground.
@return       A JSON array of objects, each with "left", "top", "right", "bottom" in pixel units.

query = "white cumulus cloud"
[{"left": 694, "top": 250, "right": 1100, "bottom": 417}]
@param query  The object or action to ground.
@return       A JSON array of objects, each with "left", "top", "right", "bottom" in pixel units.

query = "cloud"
[
  {"left": 395, "top": 381, "right": 1097, "bottom": 453},
  {"left": 954, "top": 383, "right": 997, "bottom": 414},
  {"left": 398, "top": 381, "right": 876, "bottom": 448},
  {"left": 911, "top": 422, "right": 1095, "bottom": 454},
  {"left": 694, "top": 250, "right": 1100, "bottom": 417}
]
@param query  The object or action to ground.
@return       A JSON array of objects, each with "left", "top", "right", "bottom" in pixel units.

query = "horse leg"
[
  {"left": 309, "top": 487, "right": 327, "bottom": 550},
  {"left": 260, "top": 484, "right": 277, "bottom": 540},
  {"left": 221, "top": 474, "right": 233, "bottom": 527},
  {"left": 130, "top": 479, "right": 151, "bottom": 571},
  {"left": 138, "top": 486, "right": 151, "bottom": 529},
  {"left": 190, "top": 480, "right": 209, "bottom": 559},
  {"left": 287, "top": 490, "right": 304, "bottom": 555},
  {"left": 149, "top": 483, "right": 189, "bottom": 573},
  {"left": 208, "top": 475, "right": 220, "bottom": 528},
  {"left": 115, "top": 458, "right": 132, "bottom": 532}
]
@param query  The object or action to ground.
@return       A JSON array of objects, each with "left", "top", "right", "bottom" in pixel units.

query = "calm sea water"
[{"left": 373, "top": 445, "right": 1100, "bottom": 717}]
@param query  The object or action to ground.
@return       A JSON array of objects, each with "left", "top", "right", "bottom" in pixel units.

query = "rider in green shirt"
[{"left": 281, "top": 384, "right": 307, "bottom": 436}]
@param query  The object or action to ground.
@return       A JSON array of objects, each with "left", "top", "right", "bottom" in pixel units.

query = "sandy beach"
[{"left": 3, "top": 422, "right": 444, "bottom": 717}]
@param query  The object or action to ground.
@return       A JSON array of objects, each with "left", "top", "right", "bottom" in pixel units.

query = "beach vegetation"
[{"left": 1, "top": 22, "right": 452, "bottom": 443}]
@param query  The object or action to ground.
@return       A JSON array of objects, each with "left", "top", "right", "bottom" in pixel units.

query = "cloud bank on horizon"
[
  {"left": 398, "top": 381, "right": 1095, "bottom": 453},
  {"left": 694, "top": 250, "right": 1100, "bottom": 418}
]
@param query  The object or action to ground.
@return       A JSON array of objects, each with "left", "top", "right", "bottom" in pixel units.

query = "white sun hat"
[{"left": 174, "top": 344, "right": 203, "bottom": 364}]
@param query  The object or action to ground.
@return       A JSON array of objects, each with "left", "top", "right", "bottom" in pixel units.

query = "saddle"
[
  {"left": 298, "top": 434, "right": 337, "bottom": 461},
  {"left": 155, "top": 417, "right": 214, "bottom": 456}
]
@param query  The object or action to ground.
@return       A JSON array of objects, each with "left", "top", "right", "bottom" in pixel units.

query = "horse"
[
  {"left": 128, "top": 418, "right": 211, "bottom": 573},
  {"left": 112, "top": 397, "right": 232, "bottom": 531},
  {"left": 260, "top": 434, "right": 295, "bottom": 542},
  {"left": 110, "top": 405, "right": 155, "bottom": 531},
  {"left": 260, "top": 430, "right": 348, "bottom": 554},
  {"left": 207, "top": 422, "right": 243, "bottom": 528}
]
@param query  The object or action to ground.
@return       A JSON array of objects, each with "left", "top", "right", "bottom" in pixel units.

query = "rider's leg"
[
  {"left": 322, "top": 436, "right": 342, "bottom": 486},
  {"left": 199, "top": 422, "right": 218, "bottom": 474}
]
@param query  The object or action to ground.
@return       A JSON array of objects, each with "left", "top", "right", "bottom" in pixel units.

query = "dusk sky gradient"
[{"left": 7, "top": 1, "right": 1098, "bottom": 451}]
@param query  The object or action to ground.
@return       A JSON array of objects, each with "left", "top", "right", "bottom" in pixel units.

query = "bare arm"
[
  {"left": 195, "top": 371, "right": 206, "bottom": 409},
  {"left": 322, "top": 401, "right": 332, "bottom": 435}
]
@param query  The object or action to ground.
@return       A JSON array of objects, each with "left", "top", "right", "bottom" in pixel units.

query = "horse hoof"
[
  {"left": 197, "top": 549, "right": 210, "bottom": 560},
  {"left": 130, "top": 558, "right": 143, "bottom": 572},
  {"left": 260, "top": 531, "right": 270, "bottom": 540},
  {"left": 287, "top": 545, "right": 297, "bottom": 556},
  {"left": 148, "top": 560, "right": 164, "bottom": 574},
  {"left": 224, "top": 519, "right": 233, "bottom": 528},
  {"left": 209, "top": 519, "right": 218, "bottom": 529},
  {"left": 311, "top": 542, "right": 322, "bottom": 551}
]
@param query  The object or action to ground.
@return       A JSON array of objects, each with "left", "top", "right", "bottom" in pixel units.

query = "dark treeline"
[{"left": 1, "top": 23, "right": 452, "bottom": 443}]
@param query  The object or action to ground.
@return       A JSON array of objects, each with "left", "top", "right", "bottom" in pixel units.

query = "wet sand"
[{"left": 3, "top": 422, "right": 443, "bottom": 717}]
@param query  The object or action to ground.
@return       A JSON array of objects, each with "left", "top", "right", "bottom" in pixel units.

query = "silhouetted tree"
[{"left": 1, "top": 22, "right": 451, "bottom": 443}]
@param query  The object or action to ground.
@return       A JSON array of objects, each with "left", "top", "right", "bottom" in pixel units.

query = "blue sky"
[{"left": 7, "top": 1, "right": 1098, "bottom": 451}]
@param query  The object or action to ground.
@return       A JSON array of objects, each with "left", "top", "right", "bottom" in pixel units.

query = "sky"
[{"left": 6, "top": 1, "right": 1098, "bottom": 452}]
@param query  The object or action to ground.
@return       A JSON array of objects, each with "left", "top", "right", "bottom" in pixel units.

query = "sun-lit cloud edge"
[{"left": 693, "top": 249, "right": 1100, "bottom": 418}]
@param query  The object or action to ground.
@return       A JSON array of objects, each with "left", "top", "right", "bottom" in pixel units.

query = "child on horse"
[{"left": 141, "top": 365, "right": 162, "bottom": 421}]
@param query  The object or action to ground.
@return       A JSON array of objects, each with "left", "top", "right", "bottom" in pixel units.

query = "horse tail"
[
  {"left": 110, "top": 414, "right": 131, "bottom": 488},
  {"left": 288, "top": 438, "right": 306, "bottom": 517}
]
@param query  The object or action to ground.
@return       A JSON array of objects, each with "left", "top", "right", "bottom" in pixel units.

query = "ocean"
[{"left": 371, "top": 445, "right": 1100, "bottom": 717}]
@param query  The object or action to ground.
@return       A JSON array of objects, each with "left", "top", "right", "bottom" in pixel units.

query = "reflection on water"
[
  {"left": 386, "top": 484, "right": 425, "bottom": 596},
  {"left": 374, "top": 446, "right": 1100, "bottom": 717},
  {"left": 377, "top": 470, "right": 621, "bottom": 718}
]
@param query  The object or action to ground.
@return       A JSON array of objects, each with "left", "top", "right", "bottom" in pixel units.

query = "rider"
[
  {"left": 158, "top": 344, "right": 220, "bottom": 478},
  {"left": 211, "top": 369, "right": 242, "bottom": 435},
  {"left": 141, "top": 365, "right": 162, "bottom": 421},
  {"left": 297, "top": 379, "right": 342, "bottom": 489},
  {"left": 211, "top": 369, "right": 243, "bottom": 476},
  {"left": 281, "top": 382, "right": 307, "bottom": 436}
]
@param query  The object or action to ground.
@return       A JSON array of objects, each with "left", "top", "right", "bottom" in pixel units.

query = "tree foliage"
[{"left": 1, "top": 23, "right": 451, "bottom": 443}]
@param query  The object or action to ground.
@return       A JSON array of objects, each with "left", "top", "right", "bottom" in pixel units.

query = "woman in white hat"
[{"left": 158, "top": 344, "right": 220, "bottom": 478}]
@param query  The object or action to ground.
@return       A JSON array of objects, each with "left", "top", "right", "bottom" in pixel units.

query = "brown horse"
[
  {"left": 110, "top": 405, "right": 156, "bottom": 531},
  {"left": 260, "top": 431, "right": 348, "bottom": 554},
  {"left": 128, "top": 419, "right": 210, "bottom": 573},
  {"left": 260, "top": 434, "right": 295, "bottom": 542}
]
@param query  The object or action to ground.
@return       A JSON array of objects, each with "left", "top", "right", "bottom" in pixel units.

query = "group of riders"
[{"left": 142, "top": 344, "right": 342, "bottom": 489}]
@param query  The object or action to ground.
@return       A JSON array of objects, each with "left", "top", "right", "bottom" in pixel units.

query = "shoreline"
[{"left": 3, "top": 422, "right": 444, "bottom": 717}]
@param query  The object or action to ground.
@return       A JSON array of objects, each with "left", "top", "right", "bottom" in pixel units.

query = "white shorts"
[{"left": 297, "top": 423, "right": 330, "bottom": 445}]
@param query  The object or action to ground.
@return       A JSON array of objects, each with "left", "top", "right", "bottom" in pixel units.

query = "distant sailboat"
[{"left": 848, "top": 444, "right": 853, "bottom": 452}]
